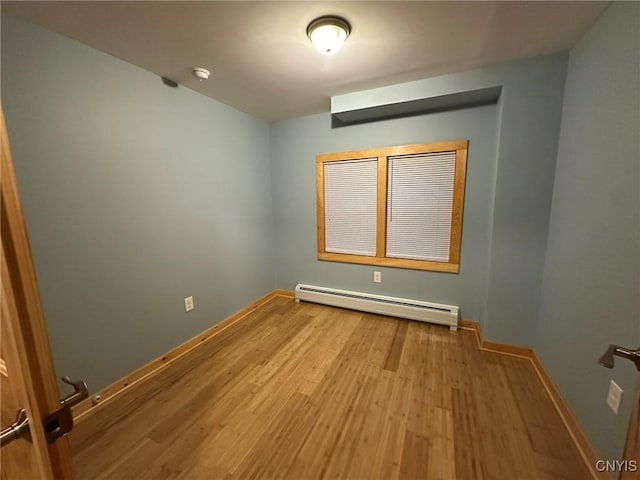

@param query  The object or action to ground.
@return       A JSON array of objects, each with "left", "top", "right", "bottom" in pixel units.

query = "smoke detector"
[{"left": 192, "top": 67, "right": 210, "bottom": 81}]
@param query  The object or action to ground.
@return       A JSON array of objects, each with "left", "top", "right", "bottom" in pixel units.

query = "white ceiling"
[{"left": 3, "top": 1, "right": 609, "bottom": 122}]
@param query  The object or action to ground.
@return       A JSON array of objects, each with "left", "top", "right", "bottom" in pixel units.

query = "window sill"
[{"left": 317, "top": 252, "right": 459, "bottom": 273}]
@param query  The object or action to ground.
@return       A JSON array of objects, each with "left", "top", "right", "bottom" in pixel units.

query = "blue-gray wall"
[
  {"left": 271, "top": 106, "right": 499, "bottom": 325},
  {"left": 536, "top": 2, "right": 640, "bottom": 463},
  {"left": 1, "top": 15, "right": 276, "bottom": 392},
  {"left": 271, "top": 53, "right": 568, "bottom": 347}
]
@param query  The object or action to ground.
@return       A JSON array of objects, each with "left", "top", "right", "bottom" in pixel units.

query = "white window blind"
[
  {"left": 324, "top": 158, "right": 377, "bottom": 256},
  {"left": 386, "top": 152, "right": 456, "bottom": 262}
]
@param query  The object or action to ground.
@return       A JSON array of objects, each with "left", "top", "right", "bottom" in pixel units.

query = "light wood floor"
[{"left": 70, "top": 297, "right": 590, "bottom": 479}]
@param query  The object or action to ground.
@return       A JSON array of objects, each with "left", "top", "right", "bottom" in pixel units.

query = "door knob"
[
  {"left": 0, "top": 376, "right": 89, "bottom": 447},
  {"left": 0, "top": 409, "right": 29, "bottom": 447},
  {"left": 60, "top": 376, "right": 88, "bottom": 408}
]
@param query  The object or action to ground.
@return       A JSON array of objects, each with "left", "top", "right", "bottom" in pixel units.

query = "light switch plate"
[
  {"left": 607, "top": 379, "right": 623, "bottom": 414},
  {"left": 184, "top": 296, "right": 194, "bottom": 313}
]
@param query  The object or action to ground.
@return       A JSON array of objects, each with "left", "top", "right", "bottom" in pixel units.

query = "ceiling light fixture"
[{"left": 307, "top": 16, "right": 351, "bottom": 56}]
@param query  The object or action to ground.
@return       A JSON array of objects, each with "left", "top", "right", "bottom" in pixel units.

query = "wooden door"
[
  {"left": 1, "top": 108, "right": 76, "bottom": 479},
  {"left": 621, "top": 373, "right": 639, "bottom": 480}
]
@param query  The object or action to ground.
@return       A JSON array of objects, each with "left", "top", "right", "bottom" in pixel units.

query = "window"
[{"left": 316, "top": 140, "right": 468, "bottom": 272}]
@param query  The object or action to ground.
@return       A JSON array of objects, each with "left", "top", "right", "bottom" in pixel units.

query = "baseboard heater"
[{"left": 294, "top": 284, "right": 459, "bottom": 331}]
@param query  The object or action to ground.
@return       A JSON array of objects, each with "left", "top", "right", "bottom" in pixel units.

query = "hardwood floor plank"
[
  {"left": 451, "top": 387, "right": 485, "bottom": 480},
  {"left": 344, "top": 370, "right": 395, "bottom": 480},
  {"left": 70, "top": 298, "right": 593, "bottom": 480},
  {"left": 424, "top": 406, "right": 456, "bottom": 480},
  {"left": 232, "top": 392, "right": 317, "bottom": 479},
  {"left": 319, "top": 376, "right": 376, "bottom": 479},
  {"left": 383, "top": 319, "right": 408, "bottom": 373},
  {"left": 373, "top": 371, "right": 414, "bottom": 480},
  {"left": 400, "top": 429, "right": 430, "bottom": 480},
  {"left": 97, "top": 437, "right": 163, "bottom": 480}
]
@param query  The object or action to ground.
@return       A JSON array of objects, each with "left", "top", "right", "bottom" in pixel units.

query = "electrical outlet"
[
  {"left": 184, "top": 296, "right": 194, "bottom": 313},
  {"left": 373, "top": 271, "right": 382, "bottom": 283},
  {"left": 607, "top": 379, "right": 623, "bottom": 414}
]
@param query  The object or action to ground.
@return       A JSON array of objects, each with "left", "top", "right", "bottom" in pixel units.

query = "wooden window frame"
[{"left": 316, "top": 140, "right": 468, "bottom": 273}]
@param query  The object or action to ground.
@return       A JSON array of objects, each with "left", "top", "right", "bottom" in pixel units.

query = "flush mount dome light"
[{"left": 307, "top": 16, "right": 351, "bottom": 56}]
